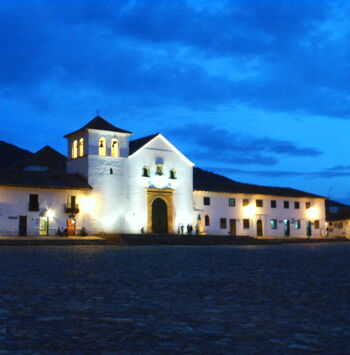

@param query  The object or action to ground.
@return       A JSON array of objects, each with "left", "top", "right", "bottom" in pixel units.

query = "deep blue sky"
[{"left": 1, "top": 0, "right": 350, "bottom": 201}]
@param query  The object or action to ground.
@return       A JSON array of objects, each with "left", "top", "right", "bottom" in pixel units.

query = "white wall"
[
  {"left": 0, "top": 186, "right": 94, "bottom": 236},
  {"left": 127, "top": 135, "right": 194, "bottom": 234},
  {"left": 194, "top": 191, "right": 326, "bottom": 237}
]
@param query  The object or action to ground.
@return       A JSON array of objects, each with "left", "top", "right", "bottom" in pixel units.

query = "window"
[
  {"left": 205, "top": 215, "right": 210, "bottom": 226},
  {"left": 284, "top": 201, "right": 289, "bottom": 209},
  {"left": 305, "top": 202, "right": 311, "bottom": 209},
  {"left": 142, "top": 166, "right": 150, "bottom": 177},
  {"left": 203, "top": 197, "right": 210, "bottom": 206},
  {"left": 294, "top": 201, "right": 300, "bottom": 209},
  {"left": 270, "top": 219, "right": 277, "bottom": 229},
  {"left": 111, "top": 139, "right": 119, "bottom": 157},
  {"left": 228, "top": 198, "right": 235, "bottom": 207},
  {"left": 294, "top": 220, "right": 301, "bottom": 229},
  {"left": 72, "top": 140, "right": 78, "bottom": 159},
  {"left": 29, "top": 194, "right": 39, "bottom": 211},
  {"left": 79, "top": 138, "right": 84, "bottom": 157},
  {"left": 243, "top": 199, "right": 249, "bottom": 206},
  {"left": 169, "top": 169, "right": 176, "bottom": 179},
  {"left": 220, "top": 218, "right": 227, "bottom": 229},
  {"left": 243, "top": 219, "right": 250, "bottom": 229},
  {"left": 67, "top": 195, "right": 77, "bottom": 208},
  {"left": 156, "top": 164, "right": 163, "bottom": 176},
  {"left": 271, "top": 200, "right": 277, "bottom": 208},
  {"left": 256, "top": 199, "right": 263, "bottom": 207},
  {"left": 66, "top": 195, "right": 79, "bottom": 213},
  {"left": 98, "top": 138, "right": 106, "bottom": 156},
  {"left": 315, "top": 220, "right": 320, "bottom": 229}
]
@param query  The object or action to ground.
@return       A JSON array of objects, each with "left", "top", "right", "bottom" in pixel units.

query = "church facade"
[{"left": 0, "top": 116, "right": 327, "bottom": 237}]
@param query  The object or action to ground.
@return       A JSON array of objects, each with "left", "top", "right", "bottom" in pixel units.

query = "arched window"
[
  {"left": 169, "top": 169, "right": 176, "bottom": 179},
  {"left": 72, "top": 140, "right": 78, "bottom": 159},
  {"left": 142, "top": 166, "right": 150, "bottom": 177},
  {"left": 98, "top": 138, "right": 106, "bottom": 156},
  {"left": 79, "top": 138, "right": 84, "bottom": 157},
  {"left": 205, "top": 215, "right": 210, "bottom": 226},
  {"left": 156, "top": 164, "right": 163, "bottom": 176},
  {"left": 111, "top": 139, "right": 119, "bottom": 157}
]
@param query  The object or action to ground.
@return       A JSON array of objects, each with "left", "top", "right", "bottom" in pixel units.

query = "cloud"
[
  {"left": 0, "top": 0, "right": 349, "bottom": 118},
  {"left": 165, "top": 123, "right": 321, "bottom": 166},
  {"left": 327, "top": 165, "right": 350, "bottom": 171}
]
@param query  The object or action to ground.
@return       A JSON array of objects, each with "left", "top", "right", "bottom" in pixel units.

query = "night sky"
[{"left": 1, "top": 0, "right": 350, "bottom": 202}]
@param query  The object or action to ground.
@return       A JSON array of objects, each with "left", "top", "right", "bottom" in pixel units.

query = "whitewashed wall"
[
  {"left": 194, "top": 191, "right": 326, "bottom": 237},
  {"left": 0, "top": 186, "right": 93, "bottom": 236},
  {"left": 127, "top": 135, "right": 194, "bottom": 234}
]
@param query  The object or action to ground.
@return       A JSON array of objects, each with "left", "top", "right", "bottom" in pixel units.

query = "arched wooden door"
[
  {"left": 257, "top": 219, "right": 263, "bottom": 237},
  {"left": 152, "top": 198, "right": 168, "bottom": 233}
]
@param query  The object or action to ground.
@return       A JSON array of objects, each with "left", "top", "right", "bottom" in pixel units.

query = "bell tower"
[{"left": 64, "top": 115, "right": 133, "bottom": 232}]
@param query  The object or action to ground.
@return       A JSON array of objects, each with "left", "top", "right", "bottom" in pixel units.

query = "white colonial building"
[{"left": 0, "top": 116, "right": 328, "bottom": 237}]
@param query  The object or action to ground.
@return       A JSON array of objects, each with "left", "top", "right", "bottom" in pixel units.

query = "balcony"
[{"left": 65, "top": 204, "right": 80, "bottom": 214}]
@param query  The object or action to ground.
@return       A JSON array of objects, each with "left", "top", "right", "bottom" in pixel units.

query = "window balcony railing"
[{"left": 65, "top": 204, "right": 80, "bottom": 214}]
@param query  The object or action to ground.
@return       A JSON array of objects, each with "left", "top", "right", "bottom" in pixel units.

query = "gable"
[{"left": 129, "top": 134, "right": 194, "bottom": 166}]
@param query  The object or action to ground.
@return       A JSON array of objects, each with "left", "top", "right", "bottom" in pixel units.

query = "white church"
[{"left": 0, "top": 116, "right": 327, "bottom": 238}]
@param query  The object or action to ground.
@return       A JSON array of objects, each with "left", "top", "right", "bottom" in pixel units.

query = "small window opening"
[
  {"left": 79, "top": 138, "right": 84, "bottom": 157},
  {"left": 142, "top": 166, "right": 150, "bottom": 177},
  {"left": 72, "top": 140, "right": 78, "bottom": 159},
  {"left": 99, "top": 138, "right": 106, "bottom": 156},
  {"left": 169, "top": 169, "right": 176, "bottom": 179},
  {"left": 111, "top": 139, "right": 119, "bottom": 157},
  {"left": 156, "top": 164, "right": 163, "bottom": 176}
]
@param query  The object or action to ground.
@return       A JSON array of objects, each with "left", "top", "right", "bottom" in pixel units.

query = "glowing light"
[
  {"left": 243, "top": 203, "right": 256, "bottom": 218},
  {"left": 46, "top": 209, "right": 55, "bottom": 219},
  {"left": 151, "top": 175, "right": 168, "bottom": 189},
  {"left": 101, "top": 216, "right": 116, "bottom": 227},
  {"left": 307, "top": 206, "right": 319, "bottom": 219},
  {"left": 79, "top": 196, "right": 97, "bottom": 214}
]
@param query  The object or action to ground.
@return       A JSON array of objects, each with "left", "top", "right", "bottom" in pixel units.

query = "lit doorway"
[
  {"left": 39, "top": 216, "right": 49, "bottom": 236},
  {"left": 66, "top": 218, "right": 76, "bottom": 236}
]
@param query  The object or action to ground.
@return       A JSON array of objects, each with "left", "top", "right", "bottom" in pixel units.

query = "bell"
[{"left": 99, "top": 141, "right": 104, "bottom": 148}]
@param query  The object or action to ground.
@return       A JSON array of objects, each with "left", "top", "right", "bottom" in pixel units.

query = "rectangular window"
[
  {"left": 228, "top": 198, "right": 235, "bottom": 207},
  {"left": 294, "top": 220, "right": 301, "bottom": 229},
  {"left": 270, "top": 219, "right": 277, "bottom": 229},
  {"left": 256, "top": 199, "right": 263, "bottom": 207},
  {"left": 284, "top": 201, "right": 289, "bottom": 209},
  {"left": 271, "top": 200, "right": 277, "bottom": 208},
  {"left": 315, "top": 220, "right": 320, "bottom": 229},
  {"left": 243, "top": 219, "right": 250, "bottom": 229},
  {"left": 29, "top": 194, "right": 39, "bottom": 211},
  {"left": 294, "top": 201, "right": 300, "bottom": 209},
  {"left": 243, "top": 199, "right": 249, "bottom": 206},
  {"left": 220, "top": 218, "right": 227, "bottom": 229},
  {"left": 305, "top": 202, "right": 311, "bottom": 209},
  {"left": 67, "top": 195, "right": 77, "bottom": 208},
  {"left": 203, "top": 197, "right": 210, "bottom": 206}
]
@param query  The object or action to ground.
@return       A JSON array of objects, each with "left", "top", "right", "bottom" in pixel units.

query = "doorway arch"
[
  {"left": 257, "top": 219, "right": 263, "bottom": 236},
  {"left": 152, "top": 198, "right": 168, "bottom": 233}
]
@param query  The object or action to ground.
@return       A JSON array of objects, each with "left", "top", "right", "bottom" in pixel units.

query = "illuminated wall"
[
  {"left": 0, "top": 186, "right": 93, "bottom": 236},
  {"left": 193, "top": 191, "right": 326, "bottom": 237},
  {"left": 127, "top": 134, "right": 194, "bottom": 234}
]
